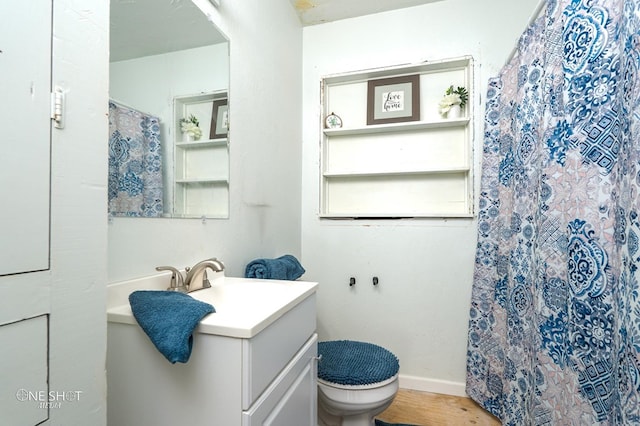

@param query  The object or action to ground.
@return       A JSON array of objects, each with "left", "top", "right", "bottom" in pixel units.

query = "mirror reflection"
[{"left": 109, "top": 0, "right": 229, "bottom": 218}]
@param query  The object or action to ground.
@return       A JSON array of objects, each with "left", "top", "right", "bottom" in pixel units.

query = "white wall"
[
  {"left": 108, "top": 0, "right": 303, "bottom": 282},
  {"left": 301, "top": 0, "right": 541, "bottom": 395},
  {"left": 110, "top": 43, "right": 228, "bottom": 126},
  {"left": 51, "top": 0, "right": 109, "bottom": 423}
]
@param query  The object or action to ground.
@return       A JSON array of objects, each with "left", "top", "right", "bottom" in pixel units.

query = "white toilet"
[{"left": 317, "top": 340, "right": 400, "bottom": 426}]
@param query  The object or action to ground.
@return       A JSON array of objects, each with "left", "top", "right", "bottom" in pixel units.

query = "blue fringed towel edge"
[{"left": 128, "top": 290, "right": 215, "bottom": 364}]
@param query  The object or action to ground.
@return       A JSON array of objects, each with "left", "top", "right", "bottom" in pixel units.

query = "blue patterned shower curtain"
[
  {"left": 108, "top": 101, "right": 163, "bottom": 217},
  {"left": 467, "top": 0, "right": 640, "bottom": 423}
]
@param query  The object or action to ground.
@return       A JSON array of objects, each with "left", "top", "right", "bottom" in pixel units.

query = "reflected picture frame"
[
  {"left": 210, "top": 99, "right": 229, "bottom": 139},
  {"left": 366, "top": 74, "right": 420, "bottom": 125}
]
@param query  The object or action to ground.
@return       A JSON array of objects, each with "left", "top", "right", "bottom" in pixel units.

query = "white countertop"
[{"left": 107, "top": 272, "right": 318, "bottom": 338}]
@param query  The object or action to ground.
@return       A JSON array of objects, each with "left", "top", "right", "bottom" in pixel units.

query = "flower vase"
[
  {"left": 447, "top": 104, "right": 462, "bottom": 119},
  {"left": 183, "top": 132, "right": 194, "bottom": 142}
]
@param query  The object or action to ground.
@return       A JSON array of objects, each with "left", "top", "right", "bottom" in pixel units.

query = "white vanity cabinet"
[
  {"left": 243, "top": 330, "right": 317, "bottom": 425},
  {"left": 107, "top": 276, "right": 318, "bottom": 426}
]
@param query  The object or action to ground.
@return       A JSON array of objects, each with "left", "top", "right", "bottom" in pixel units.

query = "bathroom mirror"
[{"left": 109, "top": 0, "right": 230, "bottom": 219}]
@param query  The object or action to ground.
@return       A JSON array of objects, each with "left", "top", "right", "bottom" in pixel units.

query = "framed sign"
[
  {"left": 210, "top": 99, "right": 229, "bottom": 139},
  {"left": 367, "top": 74, "right": 420, "bottom": 125}
]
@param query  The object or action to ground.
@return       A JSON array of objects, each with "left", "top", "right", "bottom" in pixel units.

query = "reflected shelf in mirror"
[{"left": 109, "top": 0, "right": 230, "bottom": 219}]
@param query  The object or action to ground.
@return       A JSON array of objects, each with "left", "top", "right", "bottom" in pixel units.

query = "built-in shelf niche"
[
  {"left": 320, "top": 56, "right": 474, "bottom": 218},
  {"left": 173, "top": 91, "right": 229, "bottom": 218}
]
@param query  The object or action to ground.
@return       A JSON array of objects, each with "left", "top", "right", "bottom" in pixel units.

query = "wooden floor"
[{"left": 376, "top": 389, "right": 501, "bottom": 426}]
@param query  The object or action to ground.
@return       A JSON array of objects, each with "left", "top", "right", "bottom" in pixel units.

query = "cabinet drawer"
[
  {"left": 242, "top": 294, "right": 316, "bottom": 409},
  {"left": 243, "top": 334, "right": 318, "bottom": 426}
]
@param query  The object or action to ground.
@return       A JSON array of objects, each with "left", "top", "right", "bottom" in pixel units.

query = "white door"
[
  {"left": 0, "top": 0, "right": 50, "bottom": 275},
  {"left": 0, "top": 0, "right": 52, "bottom": 424}
]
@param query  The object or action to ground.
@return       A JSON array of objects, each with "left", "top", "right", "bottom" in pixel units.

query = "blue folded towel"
[
  {"left": 128, "top": 290, "right": 215, "bottom": 364},
  {"left": 244, "top": 254, "right": 305, "bottom": 280}
]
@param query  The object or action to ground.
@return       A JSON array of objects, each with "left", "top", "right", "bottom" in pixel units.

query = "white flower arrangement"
[
  {"left": 180, "top": 114, "right": 202, "bottom": 139},
  {"left": 438, "top": 85, "right": 469, "bottom": 116}
]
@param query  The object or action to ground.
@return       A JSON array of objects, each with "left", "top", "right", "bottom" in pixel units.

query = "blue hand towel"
[
  {"left": 128, "top": 290, "right": 215, "bottom": 364},
  {"left": 244, "top": 254, "right": 305, "bottom": 280}
]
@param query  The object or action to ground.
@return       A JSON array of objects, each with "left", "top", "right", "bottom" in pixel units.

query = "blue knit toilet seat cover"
[{"left": 317, "top": 340, "right": 399, "bottom": 386}]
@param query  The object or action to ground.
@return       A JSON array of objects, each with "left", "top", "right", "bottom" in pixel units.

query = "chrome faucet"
[
  {"left": 184, "top": 258, "right": 225, "bottom": 293},
  {"left": 155, "top": 266, "right": 188, "bottom": 293}
]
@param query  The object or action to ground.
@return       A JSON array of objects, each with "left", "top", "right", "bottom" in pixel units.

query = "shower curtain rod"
[
  {"left": 505, "top": 0, "right": 547, "bottom": 65},
  {"left": 109, "top": 98, "right": 154, "bottom": 117}
]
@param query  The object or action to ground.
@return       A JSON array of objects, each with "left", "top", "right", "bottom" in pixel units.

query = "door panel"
[
  {"left": 0, "top": 0, "right": 51, "bottom": 276},
  {"left": 0, "top": 1, "right": 52, "bottom": 424},
  {"left": 0, "top": 316, "right": 49, "bottom": 425}
]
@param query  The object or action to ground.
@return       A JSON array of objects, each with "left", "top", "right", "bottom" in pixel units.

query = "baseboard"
[{"left": 398, "top": 374, "right": 467, "bottom": 397}]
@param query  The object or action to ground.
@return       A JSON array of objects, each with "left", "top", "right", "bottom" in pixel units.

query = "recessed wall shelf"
[
  {"left": 323, "top": 166, "right": 470, "bottom": 178},
  {"left": 322, "top": 117, "right": 469, "bottom": 136},
  {"left": 173, "top": 91, "right": 229, "bottom": 218},
  {"left": 175, "top": 138, "right": 228, "bottom": 148},
  {"left": 175, "top": 178, "right": 229, "bottom": 184},
  {"left": 320, "top": 56, "right": 474, "bottom": 218}
]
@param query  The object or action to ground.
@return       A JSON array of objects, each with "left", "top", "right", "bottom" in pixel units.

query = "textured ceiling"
[
  {"left": 110, "top": 0, "right": 442, "bottom": 62},
  {"left": 110, "top": 0, "right": 226, "bottom": 62},
  {"left": 290, "top": 0, "right": 443, "bottom": 26}
]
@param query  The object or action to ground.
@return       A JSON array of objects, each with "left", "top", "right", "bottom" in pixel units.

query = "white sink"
[{"left": 107, "top": 272, "right": 318, "bottom": 338}]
